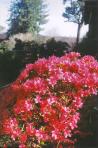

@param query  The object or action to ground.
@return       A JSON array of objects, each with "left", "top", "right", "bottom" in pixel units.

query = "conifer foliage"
[{"left": 8, "top": 0, "right": 47, "bottom": 36}]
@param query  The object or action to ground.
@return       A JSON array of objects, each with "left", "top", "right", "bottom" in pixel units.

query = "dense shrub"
[
  {"left": 0, "top": 38, "right": 70, "bottom": 86},
  {"left": 13, "top": 39, "right": 39, "bottom": 65},
  {"left": 0, "top": 52, "right": 98, "bottom": 148},
  {"left": 0, "top": 51, "right": 22, "bottom": 86},
  {"left": 39, "top": 38, "right": 70, "bottom": 58},
  {"left": 77, "top": 35, "right": 98, "bottom": 58},
  {"left": 13, "top": 38, "right": 70, "bottom": 65},
  {"left": 0, "top": 42, "right": 8, "bottom": 53}
]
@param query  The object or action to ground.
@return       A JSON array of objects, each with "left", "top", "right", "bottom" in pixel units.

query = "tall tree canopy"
[
  {"left": 8, "top": 0, "right": 47, "bottom": 36},
  {"left": 63, "top": 0, "right": 84, "bottom": 45},
  {"left": 63, "top": 0, "right": 98, "bottom": 56}
]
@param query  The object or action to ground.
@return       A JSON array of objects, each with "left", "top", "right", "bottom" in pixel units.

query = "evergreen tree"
[{"left": 8, "top": 0, "right": 47, "bottom": 36}]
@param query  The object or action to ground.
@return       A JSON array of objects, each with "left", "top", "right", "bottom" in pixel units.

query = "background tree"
[
  {"left": 63, "top": 0, "right": 98, "bottom": 56},
  {"left": 63, "top": 0, "right": 84, "bottom": 46},
  {"left": 8, "top": 0, "right": 47, "bottom": 36}
]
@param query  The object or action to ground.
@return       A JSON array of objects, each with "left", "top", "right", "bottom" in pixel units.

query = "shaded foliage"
[
  {"left": 0, "top": 38, "right": 70, "bottom": 86},
  {"left": 76, "top": 34, "right": 98, "bottom": 59},
  {"left": 75, "top": 95, "right": 98, "bottom": 148},
  {"left": 0, "top": 51, "right": 21, "bottom": 85}
]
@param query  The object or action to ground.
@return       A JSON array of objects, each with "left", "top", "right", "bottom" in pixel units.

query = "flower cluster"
[{"left": 0, "top": 52, "right": 98, "bottom": 147}]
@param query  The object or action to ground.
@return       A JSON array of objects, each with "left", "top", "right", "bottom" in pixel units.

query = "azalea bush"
[{"left": 0, "top": 52, "right": 98, "bottom": 148}]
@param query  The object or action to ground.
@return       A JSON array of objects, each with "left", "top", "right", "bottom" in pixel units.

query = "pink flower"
[
  {"left": 3, "top": 118, "right": 21, "bottom": 140},
  {"left": 23, "top": 78, "right": 48, "bottom": 94},
  {"left": 19, "top": 133, "right": 27, "bottom": 143},
  {"left": 26, "top": 123, "right": 35, "bottom": 136},
  {"left": 3, "top": 144, "right": 7, "bottom": 148},
  {"left": 51, "top": 130, "right": 58, "bottom": 140},
  {"left": 13, "top": 98, "right": 33, "bottom": 114},
  {"left": 47, "top": 96, "right": 57, "bottom": 105},
  {"left": 19, "top": 144, "right": 27, "bottom": 148},
  {"left": 1, "top": 52, "right": 98, "bottom": 147}
]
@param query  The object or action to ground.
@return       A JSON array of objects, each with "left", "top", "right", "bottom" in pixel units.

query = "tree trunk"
[{"left": 76, "top": 23, "right": 82, "bottom": 47}]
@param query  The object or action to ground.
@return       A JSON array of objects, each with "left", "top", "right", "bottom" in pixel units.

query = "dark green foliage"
[
  {"left": 13, "top": 38, "right": 70, "bottom": 65},
  {"left": 77, "top": 35, "right": 98, "bottom": 58},
  {"left": 13, "top": 39, "right": 40, "bottom": 66},
  {"left": 0, "top": 51, "right": 21, "bottom": 86},
  {"left": 8, "top": 0, "right": 47, "bottom": 36},
  {"left": 0, "top": 38, "right": 70, "bottom": 86},
  {"left": 76, "top": 95, "right": 98, "bottom": 147},
  {"left": 39, "top": 38, "right": 70, "bottom": 58},
  {"left": 0, "top": 42, "right": 8, "bottom": 53}
]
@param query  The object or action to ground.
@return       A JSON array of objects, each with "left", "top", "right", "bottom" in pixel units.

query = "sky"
[{"left": 0, "top": 0, "right": 88, "bottom": 37}]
